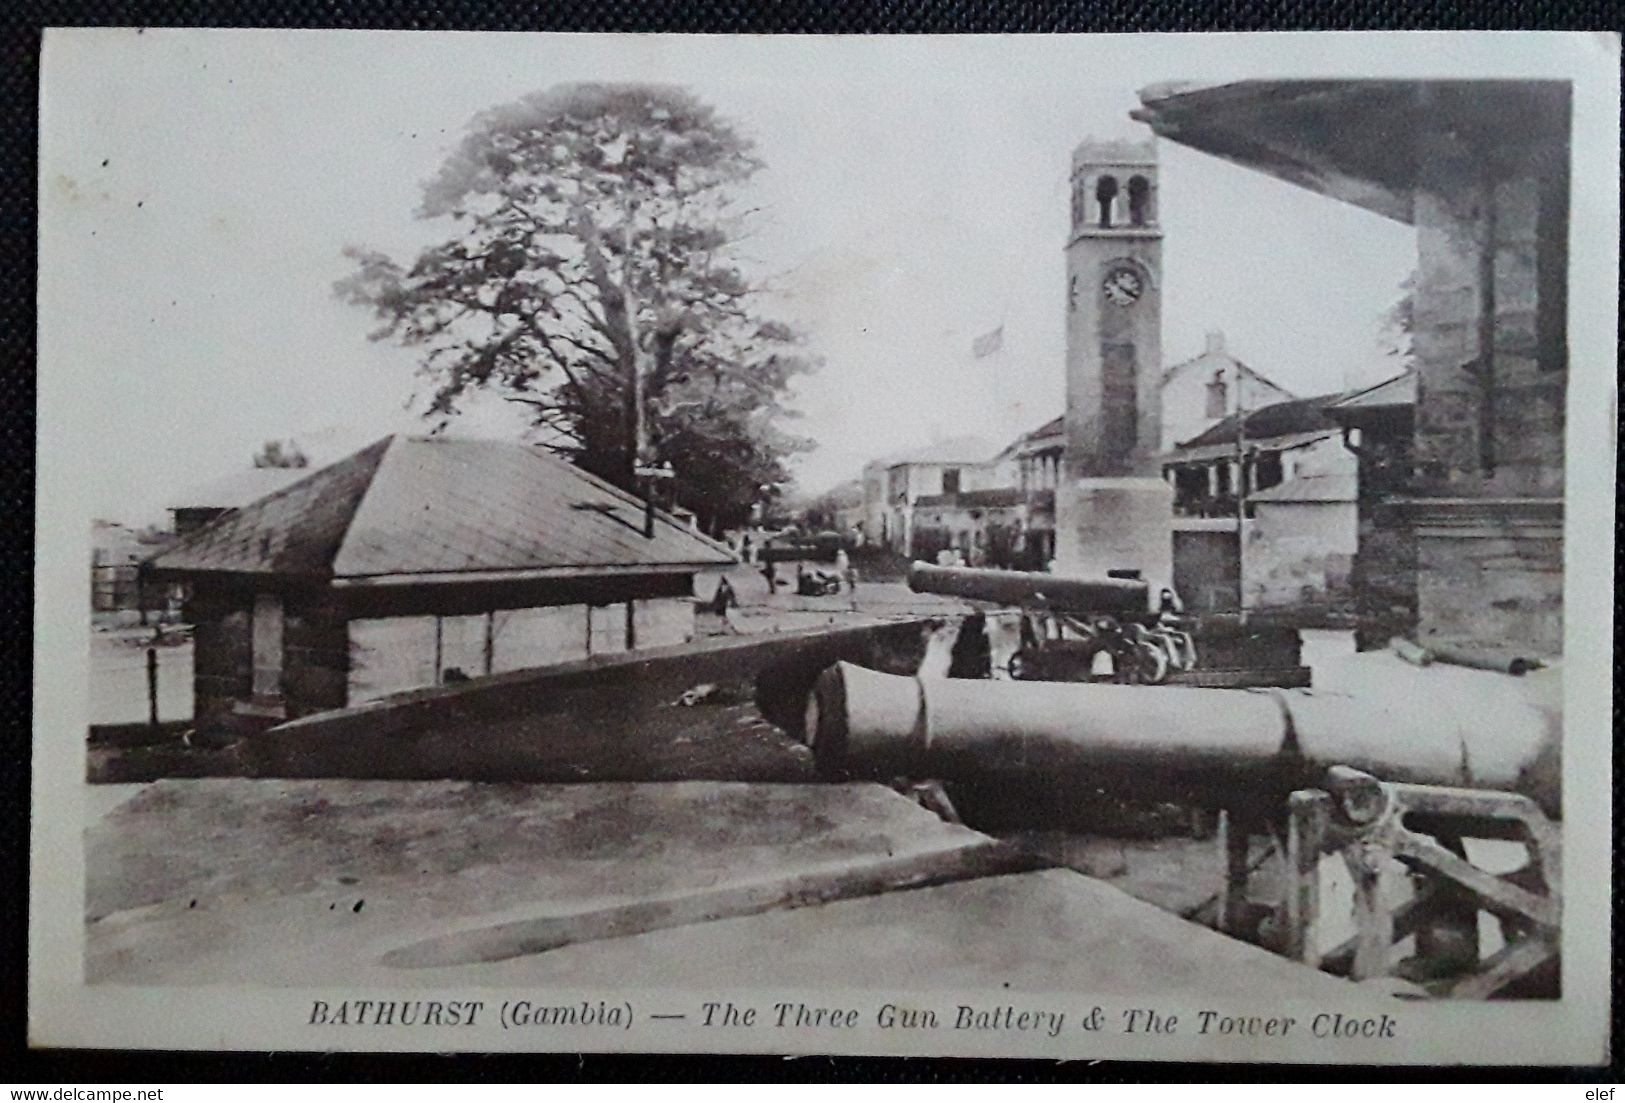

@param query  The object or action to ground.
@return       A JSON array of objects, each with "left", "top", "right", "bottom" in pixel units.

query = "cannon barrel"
[
  {"left": 806, "top": 662, "right": 1562, "bottom": 816},
  {"left": 908, "top": 563, "right": 1150, "bottom": 613}
]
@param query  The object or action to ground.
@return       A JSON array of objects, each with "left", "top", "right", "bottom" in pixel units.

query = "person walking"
[{"left": 835, "top": 547, "right": 858, "bottom": 610}]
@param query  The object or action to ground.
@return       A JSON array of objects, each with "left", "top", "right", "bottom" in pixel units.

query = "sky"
[{"left": 41, "top": 30, "right": 1420, "bottom": 523}]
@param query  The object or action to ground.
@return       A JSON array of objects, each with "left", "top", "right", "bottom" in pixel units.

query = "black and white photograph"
[{"left": 31, "top": 29, "right": 1616, "bottom": 1064}]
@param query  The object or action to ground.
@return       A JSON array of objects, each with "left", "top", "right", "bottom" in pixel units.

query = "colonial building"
[
  {"left": 907, "top": 487, "right": 1031, "bottom": 568},
  {"left": 858, "top": 436, "right": 999, "bottom": 554},
  {"left": 1162, "top": 392, "right": 1360, "bottom": 614},
  {"left": 91, "top": 520, "right": 173, "bottom": 618},
  {"left": 1160, "top": 331, "right": 1296, "bottom": 452},
  {"left": 854, "top": 335, "right": 1305, "bottom": 575},
  {"left": 1137, "top": 80, "right": 1569, "bottom": 657},
  {"left": 147, "top": 435, "right": 736, "bottom": 724},
  {"left": 1000, "top": 415, "right": 1066, "bottom": 567}
]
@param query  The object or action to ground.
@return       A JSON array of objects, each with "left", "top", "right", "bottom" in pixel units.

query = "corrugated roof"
[
  {"left": 1324, "top": 370, "right": 1417, "bottom": 412},
  {"left": 1175, "top": 393, "right": 1343, "bottom": 450},
  {"left": 148, "top": 436, "right": 736, "bottom": 580},
  {"left": 993, "top": 415, "right": 1065, "bottom": 462}
]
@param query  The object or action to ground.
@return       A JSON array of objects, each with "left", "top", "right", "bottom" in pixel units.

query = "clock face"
[{"left": 1102, "top": 265, "right": 1144, "bottom": 307}]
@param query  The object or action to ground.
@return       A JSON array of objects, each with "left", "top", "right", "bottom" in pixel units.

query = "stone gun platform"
[{"left": 86, "top": 778, "right": 1354, "bottom": 995}]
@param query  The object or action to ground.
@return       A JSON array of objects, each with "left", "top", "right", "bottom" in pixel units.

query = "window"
[
  {"left": 1205, "top": 373, "right": 1228, "bottom": 419},
  {"left": 1127, "top": 175, "right": 1151, "bottom": 225},
  {"left": 1255, "top": 451, "right": 1284, "bottom": 492},
  {"left": 1095, "top": 175, "right": 1119, "bottom": 228},
  {"left": 941, "top": 468, "right": 961, "bottom": 495}
]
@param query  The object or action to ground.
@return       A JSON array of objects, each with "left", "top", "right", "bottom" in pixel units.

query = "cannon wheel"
[
  {"left": 1006, "top": 649, "right": 1035, "bottom": 681},
  {"left": 1126, "top": 639, "right": 1170, "bottom": 685}
]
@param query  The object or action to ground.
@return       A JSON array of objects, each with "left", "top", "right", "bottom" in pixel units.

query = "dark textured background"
[{"left": 7, "top": 0, "right": 1620, "bottom": 1083}]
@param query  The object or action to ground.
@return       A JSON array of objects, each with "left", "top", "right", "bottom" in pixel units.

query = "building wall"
[
  {"left": 189, "top": 588, "right": 254, "bottom": 723},
  {"left": 1160, "top": 339, "right": 1296, "bottom": 451},
  {"left": 348, "top": 601, "right": 681, "bottom": 702},
  {"left": 1347, "top": 412, "right": 1418, "bottom": 651},
  {"left": 347, "top": 596, "right": 696, "bottom": 706},
  {"left": 908, "top": 502, "right": 1029, "bottom": 567},
  {"left": 188, "top": 584, "right": 351, "bottom": 723},
  {"left": 186, "top": 574, "right": 699, "bottom": 721},
  {"left": 860, "top": 462, "right": 890, "bottom": 547},
  {"left": 1246, "top": 500, "right": 1357, "bottom": 610},
  {"left": 1173, "top": 527, "right": 1239, "bottom": 613},
  {"left": 884, "top": 462, "right": 977, "bottom": 553},
  {"left": 963, "top": 455, "right": 1018, "bottom": 492},
  {"left": 282, "top": 591, "right": 349, "bottom": 718}
]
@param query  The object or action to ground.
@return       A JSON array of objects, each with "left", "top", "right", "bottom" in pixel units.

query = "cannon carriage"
[
  {"left": 777, "top": 563, "right": 1564, "bottom": 1000},
  {"left": 909, "top": 562, "right": 1307, "bottom": 688}
]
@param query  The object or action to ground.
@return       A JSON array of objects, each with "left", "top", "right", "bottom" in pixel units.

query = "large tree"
[
  {"left": 1378, "top": 270, "right": 1417, "bottom": 366},
  {"left": 337, "top": 83, "right": 814, "bottom": 533},
  {"left": 253, "top": 438, "right": 309, "bottom": 468}
]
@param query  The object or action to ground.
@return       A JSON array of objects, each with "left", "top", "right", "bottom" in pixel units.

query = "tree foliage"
[
  {"left": 253, "top": 439, "right": 309, "bottom": 468},
  {"left": 1378, "top": 270, "right": 1417, "bottom": 364},
  {"left": 336, "top": 83, "right": 815, "bottom": 533}
]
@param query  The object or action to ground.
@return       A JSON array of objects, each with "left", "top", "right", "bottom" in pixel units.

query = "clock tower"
[{"left": 1055, "top": 136, "right": 1172, "bottom": 585}]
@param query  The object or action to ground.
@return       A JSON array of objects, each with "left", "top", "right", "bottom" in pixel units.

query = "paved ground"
[
  {"left": 85, "top": 777, "right": 1356, "bottom": 996},
  {"left": 704, "top": 560, "right": 969, "bottom": 635},
  {"left": 88, "top": 629, "right": 193, "bottom": 725}
]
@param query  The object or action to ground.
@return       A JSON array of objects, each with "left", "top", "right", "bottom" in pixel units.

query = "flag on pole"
[{"left": 971, "top": 325, "right": 1004, "bottom": 359}]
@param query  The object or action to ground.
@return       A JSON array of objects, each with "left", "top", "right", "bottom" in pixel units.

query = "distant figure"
[
  {"left": 836, "top": 548, "right": 858, "bottom": 609},
  {"left": 760, "top": 560, "right": 779, "bottom": 594},
  {"left": 740, "top": 534, "right": 754, "bottom": 565},
  {"left": 708, "top": 575, "right": 738, "bottom": 616}
]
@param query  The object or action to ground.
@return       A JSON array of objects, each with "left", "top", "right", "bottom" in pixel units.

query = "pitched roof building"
[
  {"left": 1160, "top": 331, "right": 1296, "bottom": 452},
  {"left": 149, "top": 436, "right": 735, "bottom": 724}
]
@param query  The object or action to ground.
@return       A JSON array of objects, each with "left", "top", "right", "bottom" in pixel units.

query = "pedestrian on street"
[
  {"left": 835, "top": 547, "right": 858, "bottom": 609},
  {"left": 709, "top": 574, "right": 738, "bottom": 616},
  {"left": 761, "top": 560, "right": 778, "bottom": 594}
]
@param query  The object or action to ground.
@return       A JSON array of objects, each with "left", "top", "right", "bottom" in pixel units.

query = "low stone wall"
[{"left": 244, "top": 617, "right": 939, "bottom": 784}]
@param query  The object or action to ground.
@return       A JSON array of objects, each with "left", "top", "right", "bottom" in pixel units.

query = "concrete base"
[
  {"left": 1054, "top": 476, "right": 1174, "bottom": 590},
  {"left": 84, "top": 778, "right": 1353, "bottom": 995}
]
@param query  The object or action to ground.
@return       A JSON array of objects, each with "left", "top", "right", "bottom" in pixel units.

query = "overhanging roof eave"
[{"left": 1131, "top": 81, "right": 1420, "bottom": 225}]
